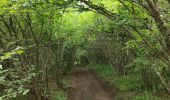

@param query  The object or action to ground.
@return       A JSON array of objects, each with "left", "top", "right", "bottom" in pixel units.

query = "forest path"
[{"left": 68, "top": 67, "right": 116, "bottom": 100}]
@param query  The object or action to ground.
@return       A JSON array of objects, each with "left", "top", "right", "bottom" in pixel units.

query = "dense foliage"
[{"left": 0, "top": 0, "right": 170, "bottom": 100}]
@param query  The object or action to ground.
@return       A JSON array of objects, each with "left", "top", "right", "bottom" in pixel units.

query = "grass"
[
  {"left": 51, "top": 90, "right": 67, "bottom": 100},
  {"left": 88, "top": 64, "right": 142, "bottom": 91},
  {"left": 50, "top": 78, "right": 69, "bottom": 100},
  {"left": 88, "top": 64, "right": 170, "bottom": 100}
]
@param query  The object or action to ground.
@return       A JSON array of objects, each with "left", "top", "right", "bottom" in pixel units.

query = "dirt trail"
[{"left": 68, "top": 67, "right": 116, "bottom": 100}]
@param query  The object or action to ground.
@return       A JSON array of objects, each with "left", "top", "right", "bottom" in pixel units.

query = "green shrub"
[
  {"left": 88, "top": 64, "right": 169, "bottom": 99},
  {"left": 51, "top": 90, "right": 67, "bottom": 100},
  {"left": 88, "top": 64, "right": 142, "bottom": 91}
]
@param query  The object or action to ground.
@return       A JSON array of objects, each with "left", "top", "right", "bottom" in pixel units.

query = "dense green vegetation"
[
  {"left": 88, "top": 64, "right": 170, "bottom": 99},
  {"left": 0, "top": 0, "right": 170, "bottom": 100}
]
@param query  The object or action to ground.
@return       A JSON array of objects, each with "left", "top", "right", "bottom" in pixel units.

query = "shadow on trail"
[{"left": 68, "top": 67, "right": 116, "bottom": 100}]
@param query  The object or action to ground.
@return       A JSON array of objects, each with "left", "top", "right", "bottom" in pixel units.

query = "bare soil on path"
[{"left": 68, "top": 67, "right": 116, "bottom": 100}]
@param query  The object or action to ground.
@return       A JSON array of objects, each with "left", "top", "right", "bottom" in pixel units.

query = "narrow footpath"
[{"left": 68, "top": 67, "right": 116, "bottom": 100}]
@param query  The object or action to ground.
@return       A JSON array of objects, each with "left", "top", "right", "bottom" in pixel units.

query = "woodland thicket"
[{"left": 0, "top": 0, "right": 170, "bottom": 100}]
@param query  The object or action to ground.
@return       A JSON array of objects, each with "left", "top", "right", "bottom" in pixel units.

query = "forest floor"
[{"left": 68, "top": 67, "right": 116, "bottom": 100}]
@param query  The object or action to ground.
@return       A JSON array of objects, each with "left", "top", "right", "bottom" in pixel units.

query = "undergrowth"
[
  {"left": 88, "top": 64, "right": 170, "bottom": 100},
  {"left": 51, "top": 90, "right": 67, "bottom": 100},
  {"left": 50, "top": 79, "right": 69, "bottom": 100}
]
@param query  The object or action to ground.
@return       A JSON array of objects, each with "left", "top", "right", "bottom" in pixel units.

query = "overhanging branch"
[{"left": 78, "top": 0, "right": 118, "bottom": 20}]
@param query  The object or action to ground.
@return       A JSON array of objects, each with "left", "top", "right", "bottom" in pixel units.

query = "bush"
[
  {"left": 88, "top": 64, "right": 169, "bottom": 99},
  {"left": 51, "top": 90, "right": 67, "bottom": 100}
]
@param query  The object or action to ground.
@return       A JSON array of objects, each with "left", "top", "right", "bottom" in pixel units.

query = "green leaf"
[
  {"left": 0, "top": 64, "right": 2, "bottom": 69},
  {"left": 0, "top": 76, "right": 6, "bottom": 84},
  {"left": 15, "top": 50, "right": 24, "bottom": 54},
  {"left": 22, "top": 89, "right": 30, "bottom": 95},
  {"left": 0, "top": 0, "right": 7, "bottom": 7},
  {"left": 1, "top": 52, "right": 12, "bottom": 60},
  {"left": 14, "top": 46, "right": 24, "bottom": 54}
]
